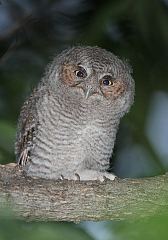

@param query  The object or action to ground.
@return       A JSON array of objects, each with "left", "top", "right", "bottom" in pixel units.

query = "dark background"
[{"left": 0, "top": 0, "right": 168, "bottom": 239}]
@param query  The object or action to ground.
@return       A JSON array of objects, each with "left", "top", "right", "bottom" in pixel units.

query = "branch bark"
[{"left": 0, "top": 163, "right": 168, "bottom": 222}]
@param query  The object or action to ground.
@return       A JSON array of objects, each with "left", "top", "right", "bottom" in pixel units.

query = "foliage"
[
  {"left": 0, "top": 211, "right": 94, "bottom": 240},
  {"left": 1, "top": 211, "right": 168, "bottom": 240},
  {"left": 112, "top": 214, "right": 168, "bottom": 240}
]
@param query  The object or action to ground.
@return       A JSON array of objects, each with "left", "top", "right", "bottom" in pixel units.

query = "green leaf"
[{"left": 0, "top": 121, "right": 16, "bottom": 163}]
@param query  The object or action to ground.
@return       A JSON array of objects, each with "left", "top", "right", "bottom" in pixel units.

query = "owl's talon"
[
  {"left": 60, "top": 175, "right": 65, "bottom": 180},
  {"left": 74, "top": 169, "right": 116, "bottom": 181},
  {"left": 103, "top": 173, "right": 116, "bottom": 181},
  {"left": 103, "top": 175, "right": 107, "bottom": 181},
  {"left": 75, "top": 173, "right": 80, "bottom": 181}
]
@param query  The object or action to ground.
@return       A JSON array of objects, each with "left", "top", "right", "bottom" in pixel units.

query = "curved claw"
[{"left": 75, "top": 173, "right": 80, "bottom": 181}]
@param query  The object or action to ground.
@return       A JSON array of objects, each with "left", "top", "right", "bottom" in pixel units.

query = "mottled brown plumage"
[{"left": 15, "top": 46, "right": 135, "bottom": 181}]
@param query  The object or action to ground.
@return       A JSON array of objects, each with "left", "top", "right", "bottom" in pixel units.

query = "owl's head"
[{"left": 46, "top": 46, "right": 135, "bottom": 115}]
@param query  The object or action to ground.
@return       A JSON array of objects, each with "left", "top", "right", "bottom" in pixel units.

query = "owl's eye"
[
  {"left": 101, "top": 75, "right": 114, "bottom": 86},
  {"left": 75, "top": 66, "right": 87, "bottom": 78}
]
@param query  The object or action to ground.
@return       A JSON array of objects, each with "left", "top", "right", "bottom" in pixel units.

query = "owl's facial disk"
[{"left": 62, "top": 64, "right": 127, "bottom": 100}]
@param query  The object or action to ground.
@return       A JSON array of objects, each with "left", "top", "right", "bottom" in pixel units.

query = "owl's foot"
[{"left": 60, "top": 170, "right": 116, "bottom": 182}]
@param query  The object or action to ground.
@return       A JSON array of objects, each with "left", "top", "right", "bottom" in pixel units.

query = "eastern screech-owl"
[{"left": 15, "top": 46, "right": 134, "bottom": 181}]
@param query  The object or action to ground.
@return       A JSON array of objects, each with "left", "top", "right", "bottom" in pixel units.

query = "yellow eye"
[{"left": 102, "top": 75, "right": 114, "bottom": 86}]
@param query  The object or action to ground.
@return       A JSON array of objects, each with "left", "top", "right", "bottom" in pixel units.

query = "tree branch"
[{"left": 0, "top": 163, "right": 168, "bottom": 222}]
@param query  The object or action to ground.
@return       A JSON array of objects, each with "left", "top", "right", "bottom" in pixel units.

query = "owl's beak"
[
  {"left": 84, "top": 85, "right": 102, "bottom": 99},
  {"left": 85, "top": 86, "right": 92, "bottom": 99}
]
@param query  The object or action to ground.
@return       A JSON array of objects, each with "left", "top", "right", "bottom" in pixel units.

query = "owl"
[{"left": 15, "top": 46, "right": 134, "bottom": 181}]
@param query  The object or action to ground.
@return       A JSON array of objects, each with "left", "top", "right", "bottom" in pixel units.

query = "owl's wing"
[{"left": 15, "top": 87, "right": 40, "bottom": 166}]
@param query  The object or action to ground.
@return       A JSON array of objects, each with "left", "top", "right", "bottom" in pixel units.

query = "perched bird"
[{"left": 15, "top": 46, "right": 135, "bottom": 181}]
